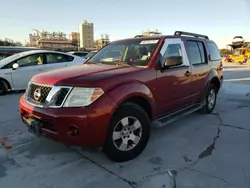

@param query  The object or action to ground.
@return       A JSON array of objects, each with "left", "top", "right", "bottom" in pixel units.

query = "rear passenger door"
[
  {"left": 43, "top": 53, "right": 74, "bottom": 72},
  {"left": 185, "top": 40, "right": 210, "bottom": 99}
]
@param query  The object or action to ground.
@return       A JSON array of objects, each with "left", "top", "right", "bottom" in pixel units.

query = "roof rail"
[
  {"left": 134, "top": 35, "right": 145, "bottom": 38},
  {"left": 174, "top": 31, "right": 209, "bottom": 39}
]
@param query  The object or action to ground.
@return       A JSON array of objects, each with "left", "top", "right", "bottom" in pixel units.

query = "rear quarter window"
[{"left": 206, "top": 42, "right": 221, "bottom": 61}]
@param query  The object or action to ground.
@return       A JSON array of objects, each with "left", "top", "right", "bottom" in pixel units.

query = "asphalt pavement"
[{"left": 0, "top": 62, "right": 249, "bottom": 188}]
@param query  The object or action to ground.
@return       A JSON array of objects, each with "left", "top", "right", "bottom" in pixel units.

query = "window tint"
[
  {"left": 17, "top": 54, "right": 43, "bottom": 67},
  {"left": 186, "top": 41, "right": 202, "bottom": 65},
  {"left": 207, "top": 42, "right": 221, "bottom": 61},
  {"left": 46, "top": 53, "right": 74, "bottom": 64},
  {"left": 160, "top": 43, "right": 183, "bottom": 65},
  {"left": 197, "top": 42, "right": 206, "bottom": 63}
]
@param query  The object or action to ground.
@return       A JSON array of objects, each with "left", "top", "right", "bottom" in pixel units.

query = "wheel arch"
[
  {"left": 106, "top": 81, "right": 156, "bottom": 120},
  {"left": 209, "top": 76, "right": 220, "bottom": 93},
  {"left": 0, "top": 77, "right": 11, "bottom": 90}
]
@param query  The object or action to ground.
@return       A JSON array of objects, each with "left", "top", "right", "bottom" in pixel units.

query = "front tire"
[
  {"left": 200, "top": 84, "right": 218, "bottom": 114},
  {"left": 0, "top": 80, "right": 8, "bottom": 96},
  {"left": 103, "top": 102, "right": 150, "bottom": 162}
]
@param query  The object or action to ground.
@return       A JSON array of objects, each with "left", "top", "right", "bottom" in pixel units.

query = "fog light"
[{"left": 68, "top": 125, "right": 79, "bottom": 136}]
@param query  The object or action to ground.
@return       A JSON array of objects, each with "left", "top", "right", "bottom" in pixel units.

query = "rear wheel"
[
  {"left": 103, "top": 102, "right": 150, "bottom": 162},
  {"left": 200, "top": 84, "right": 218, "bottom": 114},
  {"left": 0, "top": 80, "right": 8, "bottom": 96}
]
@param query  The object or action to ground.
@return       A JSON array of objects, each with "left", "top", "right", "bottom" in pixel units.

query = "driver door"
[
  {"left": 11, "top": 54, "right": 45, "bottom": 90},
  {"left": 154, "top": 38, "right": 193, "bottom": 115}
]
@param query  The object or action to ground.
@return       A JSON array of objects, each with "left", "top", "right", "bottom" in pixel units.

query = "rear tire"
[
  {"left": 0, "top": 80, "right": 8, "bottom": 96},
  {"left": 103, "top": 102, "right": 150, "bottom": 162},
  {"left": 200, "top": 84, "right": 218, "bottom": 114}
]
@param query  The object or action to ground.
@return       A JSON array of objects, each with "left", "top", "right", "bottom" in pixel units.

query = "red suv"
[{"left": 19, "top": 31, "right": 223, "bottom": 162}]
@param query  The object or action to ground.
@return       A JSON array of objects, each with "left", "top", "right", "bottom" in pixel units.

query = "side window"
[
  {"left": 17, "top": 54, "right": 43, "bottom": 68},
  {"left": 186, "top": 41, "right": 202, "bottom": 65},
  {"left": 45, "top": 53, "right": 74, "bottom": 64},
  {"left": 207, "top": 42, "right": 221, "bottom": 61},
  {"left": 160, "top": 43, "right": 183, "bottom": 65},
  {"left": 197, "top": 42, "right": 206, "bottom": 63}
]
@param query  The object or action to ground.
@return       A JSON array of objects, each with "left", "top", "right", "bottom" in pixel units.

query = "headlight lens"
[{"left": 63, "top": 87, "right": 104, "bottom": 107}]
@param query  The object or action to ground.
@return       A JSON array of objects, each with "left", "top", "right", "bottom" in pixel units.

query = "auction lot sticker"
[{"left": 140, "top": 40, "right": 159, "bottom": 44}]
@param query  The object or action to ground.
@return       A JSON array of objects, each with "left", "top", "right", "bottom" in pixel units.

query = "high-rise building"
[{"left": 78, "top": 20, "right": 94, "bottom": 49}]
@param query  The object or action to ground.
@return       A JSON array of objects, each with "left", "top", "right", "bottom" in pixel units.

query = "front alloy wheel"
[
  {"left": 112, "top": 116, "right": 142, "bottom": 152},
  {"left": 103, "top": 102, "right": 150, "bottom": 162}
]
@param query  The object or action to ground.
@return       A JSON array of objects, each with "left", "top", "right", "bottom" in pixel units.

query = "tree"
[
  {"left": 0, "top": 39, "right": 20, "bottom": 46},
  {"left": 220, "top": 49, "right": 228, "bottom": 55}
]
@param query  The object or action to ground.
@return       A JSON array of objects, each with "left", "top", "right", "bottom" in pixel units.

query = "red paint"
[
  {"left": 19, "top": 35, "right": 223, "bottom": 147},
  {"left": 20, "top": 94, "right": 116, "bottom": 146}
]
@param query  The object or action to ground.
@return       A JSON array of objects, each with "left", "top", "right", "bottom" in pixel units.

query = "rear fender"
[
  {"left": 106, "top": 81, "right": 156, "bottom": 117},
  {"left": 201, "top": 69, "right": 220, "bottom": 99}
]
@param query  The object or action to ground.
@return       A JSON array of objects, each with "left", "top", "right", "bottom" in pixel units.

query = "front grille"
[
  {"left": 28, "top": 83, "right": 52, "bottom": 105},
  {"left": 26, "top": 82, "right": 71, "bottom": 108}
]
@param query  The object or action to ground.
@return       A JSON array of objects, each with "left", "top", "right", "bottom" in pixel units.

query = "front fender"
[{"left": 105, "top": 81, "right": 156, "bottom": 117}]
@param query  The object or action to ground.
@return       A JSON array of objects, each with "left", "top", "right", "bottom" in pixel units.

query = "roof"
[{"left": 114, "top": 31, "right": 211, "bottom": 43}]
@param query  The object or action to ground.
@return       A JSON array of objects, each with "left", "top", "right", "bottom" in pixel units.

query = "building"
[
  {"left": 96, "top": 34, "right": 110, "bottom": 49},
  {"left": 70, "top": 32, "right": 80, "bottom": 48},
  {"left": 70, "top": 32, "right": 79, "bottom": 41},
  {"left": 29, "top": 34, "right": 39, "bottom": 46},
  {"left": 28, "top": 29, "right": 77, "bottom": 50},
  {"left": 78, "top": 20, "right": 94, "bottom": 49}
]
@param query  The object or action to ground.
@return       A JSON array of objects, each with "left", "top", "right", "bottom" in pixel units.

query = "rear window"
[{"left": 206, "top": 42, "right": 221, "bottom": 61}]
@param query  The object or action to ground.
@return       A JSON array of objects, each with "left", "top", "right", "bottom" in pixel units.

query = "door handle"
[{"left": 184, "top": 71, "right": 191, "bottom": 77}]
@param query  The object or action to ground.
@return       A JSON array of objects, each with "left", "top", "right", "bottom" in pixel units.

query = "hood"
[{"left": 31, "top": 64, "right": 143, "bottom": 88}]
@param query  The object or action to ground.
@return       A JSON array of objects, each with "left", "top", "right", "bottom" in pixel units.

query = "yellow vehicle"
[{"left": 229, "top": 47, "right": 250, "bottom": 64}]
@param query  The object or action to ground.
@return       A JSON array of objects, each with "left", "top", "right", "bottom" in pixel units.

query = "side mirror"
[
  {"left": 12, "top": 63, "right": 19, "bottom": 70},
  {"left": 163, "top": 56, "right": 183, "bottom": 68}
]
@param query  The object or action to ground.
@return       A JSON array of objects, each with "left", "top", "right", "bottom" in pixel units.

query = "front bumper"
[{"left": 19, "top": 94, "right": 116, "bottom": 147}]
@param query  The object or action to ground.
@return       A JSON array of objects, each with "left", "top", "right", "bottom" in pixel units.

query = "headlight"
[{"left": 63, "top": 87, "right": 104, "bottom": 107}]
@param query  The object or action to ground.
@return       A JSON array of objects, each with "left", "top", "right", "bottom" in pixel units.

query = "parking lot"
[{"left": 0, "top": 62, "right": 250, "bottom": 188}]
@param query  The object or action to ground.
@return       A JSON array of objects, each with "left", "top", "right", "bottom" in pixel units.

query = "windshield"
[{"left": 88, "top": 38, "right": 159, "bottom": 66}]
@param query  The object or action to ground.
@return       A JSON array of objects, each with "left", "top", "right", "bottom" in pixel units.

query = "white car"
[{"left": 0, "top": 50, "right": 86, "bottom": 95}]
